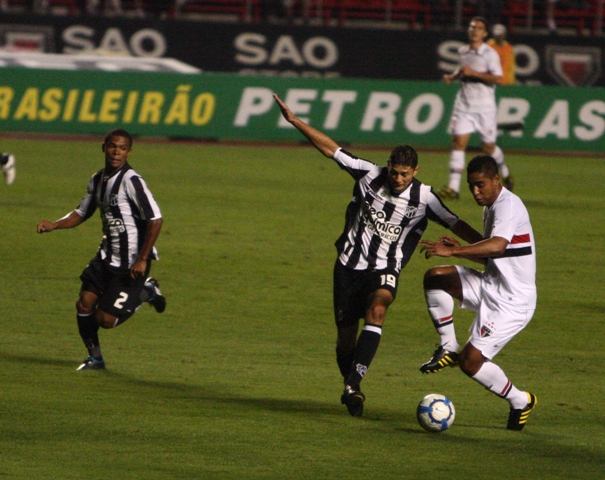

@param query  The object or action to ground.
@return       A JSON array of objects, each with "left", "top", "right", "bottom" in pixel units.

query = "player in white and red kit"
[
  {"left": 439, "top": 16, "right": 514, "bottom": 200},
  {"left": 419, "top": 155, "right": 537, "bottom": 430}
]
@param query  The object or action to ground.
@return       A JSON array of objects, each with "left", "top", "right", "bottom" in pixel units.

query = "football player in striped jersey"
[
  {"left": 419, "top": 155, "right": 537, "bottom": 430},
  {"left": 37, "top": 129, "right": 165, "bottom": 371},
  {"left": 274, "top": 94, "right": 483, "bottom": 417}
]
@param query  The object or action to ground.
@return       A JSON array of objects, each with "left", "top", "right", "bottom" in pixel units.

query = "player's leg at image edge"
[{"left": 1, "top": 153, "right": 16, "bottom": 185}]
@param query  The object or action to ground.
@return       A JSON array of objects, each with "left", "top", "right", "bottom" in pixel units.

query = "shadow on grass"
[{"left": 3, "top": 350, "right": 605, "bottom": 474}]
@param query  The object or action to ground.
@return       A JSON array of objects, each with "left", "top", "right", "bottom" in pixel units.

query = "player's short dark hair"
[
  {"left": 468, "top": 155, "right": 499, "bottom": 178},
  {"left": 471, "top": 16, "right": 489, "bottom": 30},
  {"left": 104, "top": 128, "right": 133, "bottom": 148},
  {"left": 389, "top": 145, "right": 418, "bottom": 168}
]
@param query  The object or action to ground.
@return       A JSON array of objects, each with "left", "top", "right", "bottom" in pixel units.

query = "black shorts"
[
  {"left": 80, "top": 254, "right": 150, "bottom": 318},
  {"left": 333, "top": 260, "right": 400, "bottom": 328}
]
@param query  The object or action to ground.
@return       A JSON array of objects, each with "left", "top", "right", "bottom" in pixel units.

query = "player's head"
[
  {"left": 102, "top": 128, "right": 133, "bottom": 172},
  {"left": 468, "top": 16, "right": 489, "bottom": 43},
  {"left": 387, "top": 145, "right": 419, "bottom": 193},
  {"left": 104, "top": 128, "right": 133, "bottom": 149},
  {"left": 467, "top": 155, "right": 501, "bottom": 206},
  {"left": 389, "top": 144, "right": 418, "bottom": 168}
]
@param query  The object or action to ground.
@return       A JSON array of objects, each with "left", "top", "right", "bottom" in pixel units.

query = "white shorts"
[
  {"left": 456, "top": 266, "right": 534, "bottom": 360},
  {"left": 448, "top": 109, "right": 498, "bottom": 144}
]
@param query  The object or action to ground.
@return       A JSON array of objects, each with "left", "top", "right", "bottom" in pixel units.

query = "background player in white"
[
  {"left": 37, "top": 129, "right": 166, "bottom": 371},
  {"left": 274, "top": 93, "right": 483, "bottom": 417},
  {"left": 419, "top": 155, "right": 537, "bottom": 430},
  {"left": 439, "top": 16, "right": 514, "bottom": 200}
]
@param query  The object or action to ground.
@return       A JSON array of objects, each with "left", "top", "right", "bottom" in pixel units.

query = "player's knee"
[
  {"left": 76, "top": 298, "right": 94, "bottom": 315},
  {"left": 366, "top": 295, "right": 392, "bottom": 324},
  {"left": 424, "top": 267, "right": 451, "bottom": 289}
]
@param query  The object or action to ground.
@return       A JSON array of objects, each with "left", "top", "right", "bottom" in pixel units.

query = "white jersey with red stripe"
[{"left": 482, "top": 187, "right": 536, "bottom": 309}]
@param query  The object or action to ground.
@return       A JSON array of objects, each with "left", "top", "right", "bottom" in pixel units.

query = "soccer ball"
[{"left": 416, "top": 394, "right": 456, "bottom": 432}]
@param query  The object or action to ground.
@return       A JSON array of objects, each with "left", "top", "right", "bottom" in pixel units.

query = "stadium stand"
[
  {"left": 172, "top": 0, "right": 261, "bottom": 21},
  {"left": 336, "top": 0, "right": 431, "bottom": 28},
  {"left": 0, "top": 0, "right": 601, "bottom": 35}
]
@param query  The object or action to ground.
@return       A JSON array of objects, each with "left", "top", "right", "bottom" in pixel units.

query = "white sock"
[
  {"left": 472, "top": 362, "right": 528, "bottom": 409},
  {"left": 492, "top": 145, "right": 510, "bottom": 179},
  {"left": 425, "top": 289, "right": 459, "bottom": 352},
  {"left": 448, "top": 150, "right": 465, "bottom": 193}
]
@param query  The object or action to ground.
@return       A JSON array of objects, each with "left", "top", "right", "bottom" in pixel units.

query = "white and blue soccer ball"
[{"left": 416, "top": 393, "right": 456, "bottom": 432}]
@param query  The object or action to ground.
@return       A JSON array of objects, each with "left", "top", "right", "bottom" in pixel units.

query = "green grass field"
[{"left": 1, "top": 136, "right": 603, "bottom": 479}]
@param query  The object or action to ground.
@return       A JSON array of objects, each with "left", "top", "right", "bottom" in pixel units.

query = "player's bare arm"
[
  {"left": 273, "top": 94, "right": 339, "bottom": 158},
  {"left": 420, "top": 235, "right": 508, "bottom": 260},
  {"left": 130, "top": 218, "right": 163, "bottom": 279},
  {"left": 449, "top": 219, "right": 484, "bottom": 244},
  {"left": 37, "top": 211, "right": 86, "bottom": 233}
]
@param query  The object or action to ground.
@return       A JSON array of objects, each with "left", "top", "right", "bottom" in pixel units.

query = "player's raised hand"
[{"left": 273, "top": 94, "right": 296, "bottom": 123}]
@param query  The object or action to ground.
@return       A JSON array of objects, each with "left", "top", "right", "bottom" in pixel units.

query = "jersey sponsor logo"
[
  {"left": 107, "top": 218, "right": 126, "bottom": 235},
  {"left": 362, "top": 204, "right": 402, "bottom": 243}
]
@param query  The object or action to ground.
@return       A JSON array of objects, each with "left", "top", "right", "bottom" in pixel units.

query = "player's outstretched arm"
[
  {"left": 273, "top": 94, "right": 339, "bottom": 159},
  {"left": 37, "top": 211, "right": 86, "bottom": 233},
  {"left": 449, "top": 219, "right": 484, "bottom": 245}
]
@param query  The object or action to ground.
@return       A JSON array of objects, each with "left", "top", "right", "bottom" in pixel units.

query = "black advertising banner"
[{"left": 0, "top": 14, "right": 603, "bottom": 86}]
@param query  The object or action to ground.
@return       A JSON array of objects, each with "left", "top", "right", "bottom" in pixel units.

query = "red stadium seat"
[
  {"left": 174, "top": 0, "right": 261, "bottom": 22},
  {"left": 337, "top": 0, "right": 431, "bottom": 28},
  {"left": 282, "top": 0, "right": 338, "bottom": 25},
  {"left": 502, "top": 0, "right": 600, "bottom": 35},
  {"left": 3, "top": 0, "right": 78, "bottom": 15}
]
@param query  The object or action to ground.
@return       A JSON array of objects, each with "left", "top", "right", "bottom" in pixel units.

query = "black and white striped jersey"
[
  {"left": 75, "top": 163, "right": 162, "bottom": 271},
  {"left": 333, "top": 148, "right": 459, "bottom": 272}
]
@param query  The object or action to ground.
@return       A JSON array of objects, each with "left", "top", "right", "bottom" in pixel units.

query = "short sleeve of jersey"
[
  {"left": 332, "top": 148, "right": 381, "bottom": 181},
  {"left": 124, "top": 173, "right": 162, "bottom": 221},
  {"left": 486, "top": 45, "right": 504, "bottom": 76},
  {"left": 75, "top": 173, "right": 98, "bottom": 220}
]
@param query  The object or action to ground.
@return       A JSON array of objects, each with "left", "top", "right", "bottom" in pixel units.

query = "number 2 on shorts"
[{"left": 113, "top": 292, "right": 129, "bottom": 309}]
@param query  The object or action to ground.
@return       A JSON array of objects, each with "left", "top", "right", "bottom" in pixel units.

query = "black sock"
[
  {"left": 345, "top": 324, "right": 382, "bottom": 388},
  {"left": 139, "top": 283, "right": 153, "bottom": 302},
  {"left": 77, "top": 313, "right": 102, "bottom": 360},
  {"left": 336, "top": 347, "right": 355, "bottom": 382}
]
